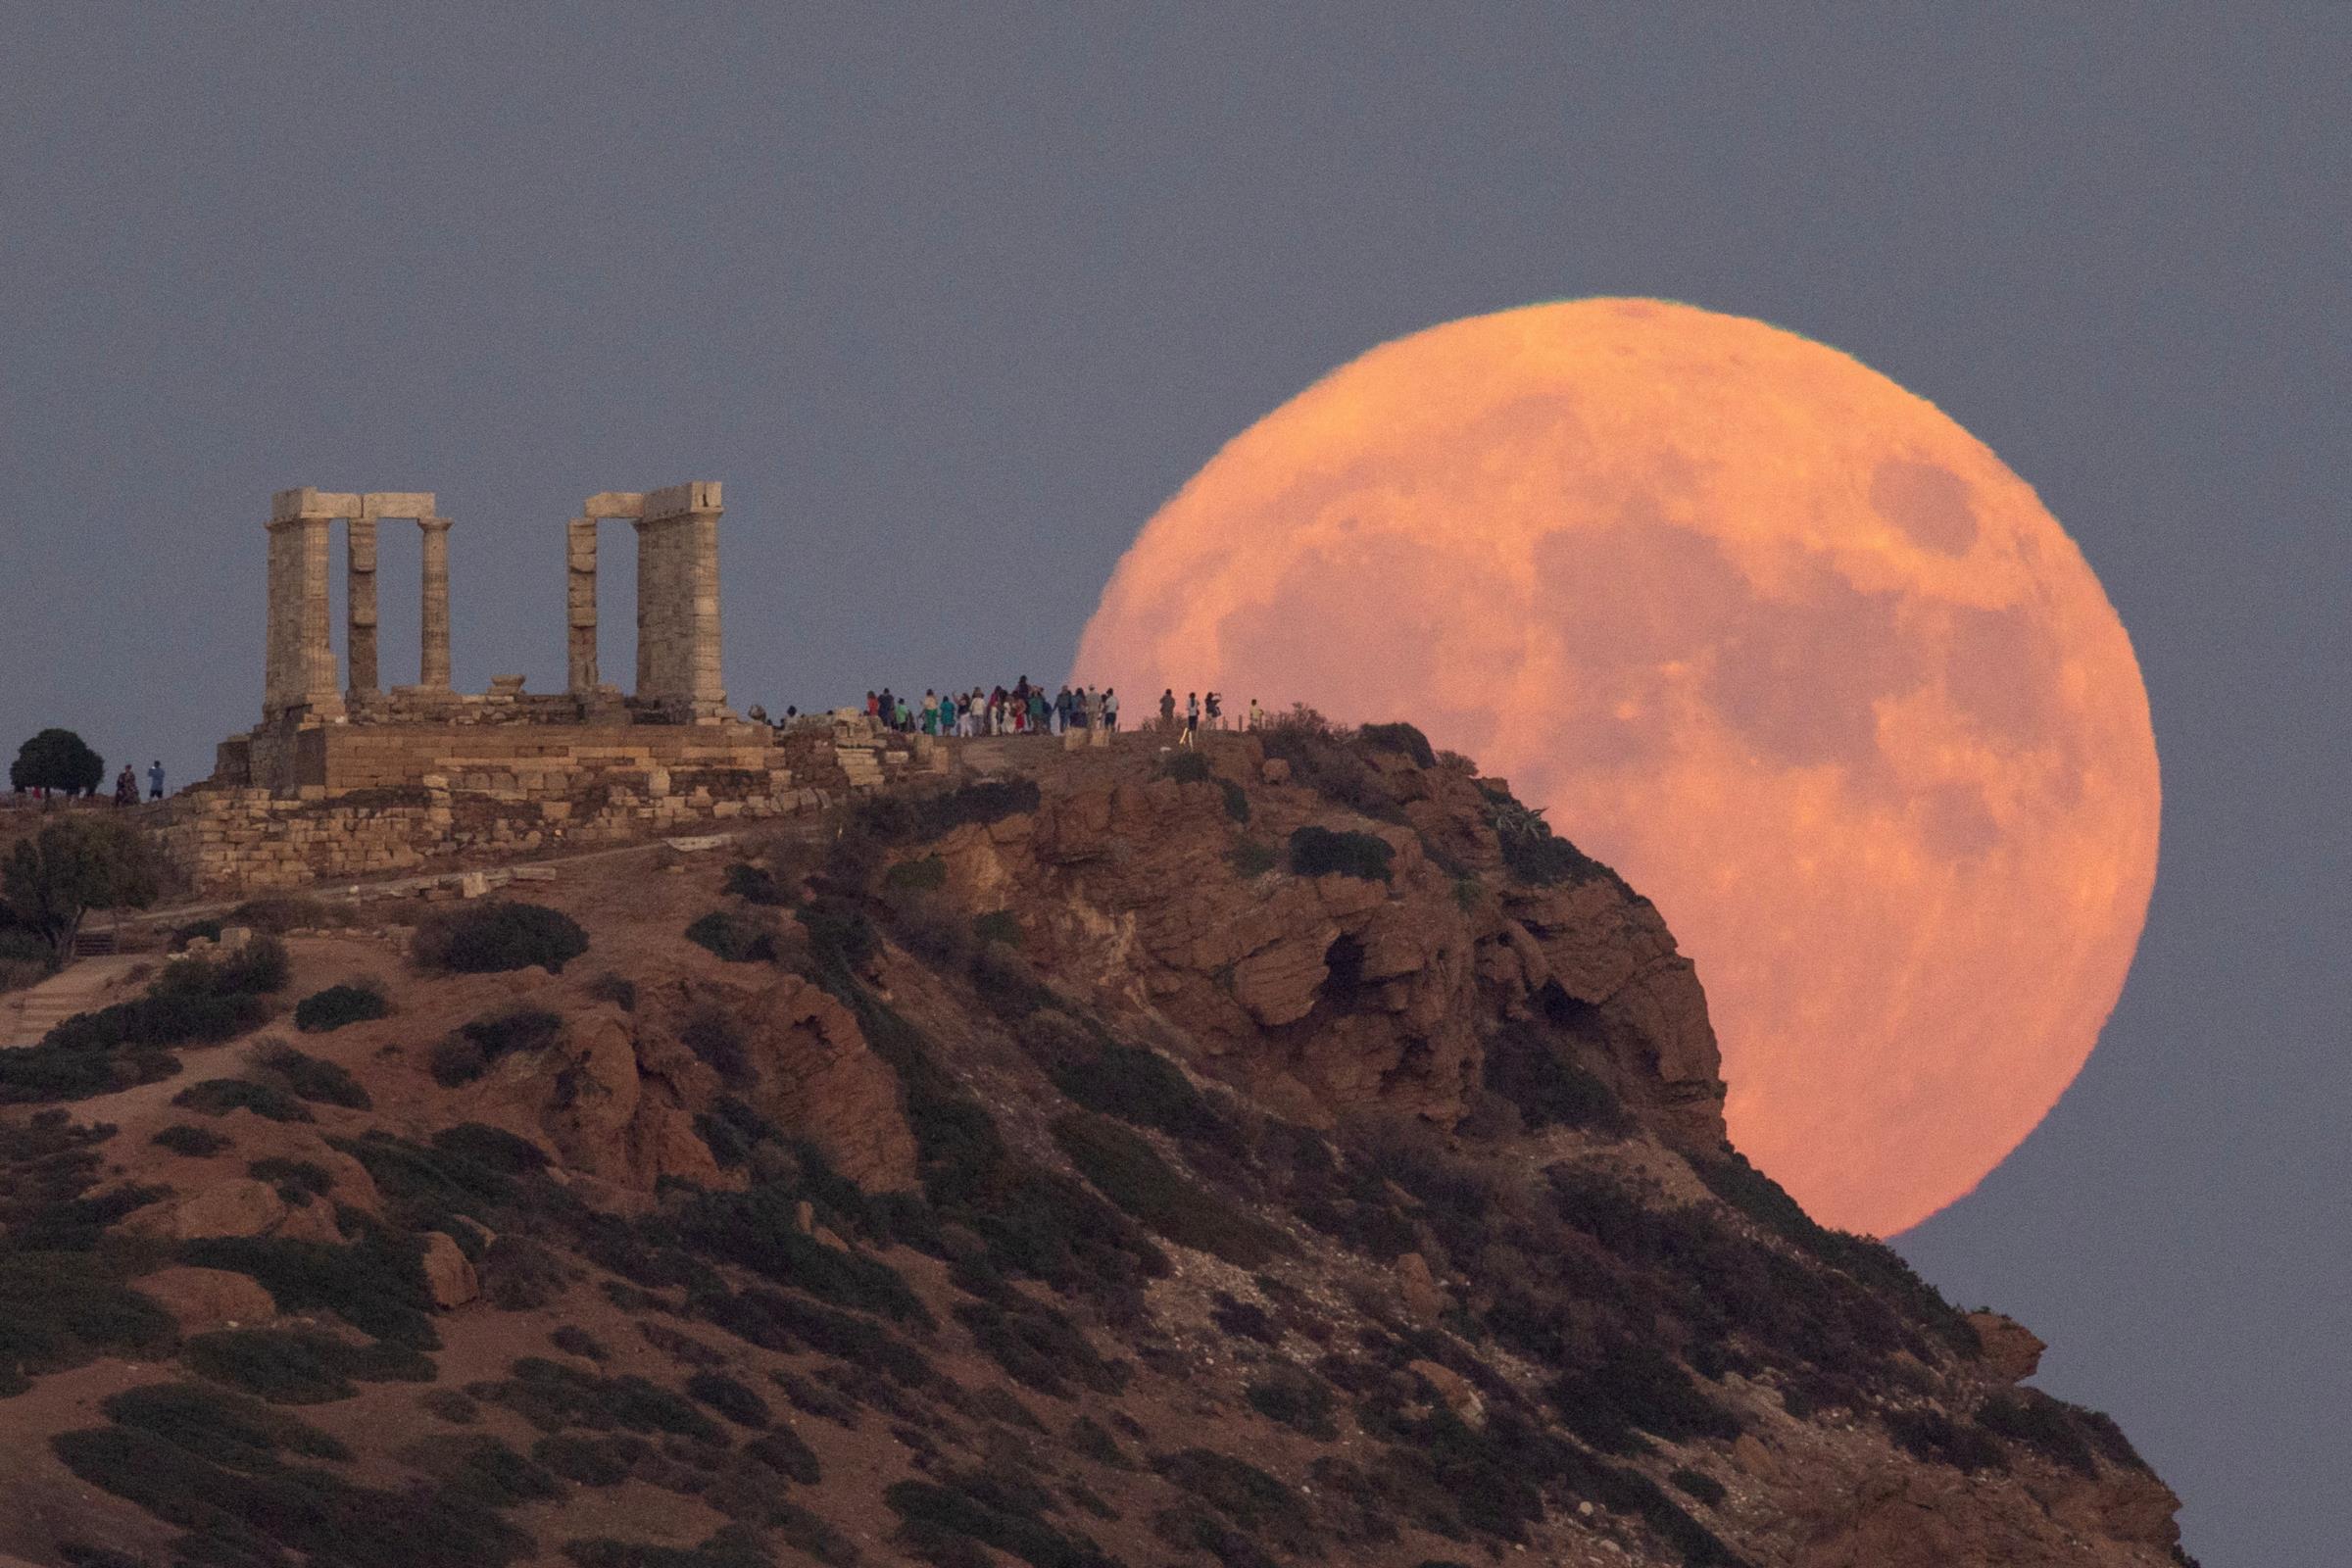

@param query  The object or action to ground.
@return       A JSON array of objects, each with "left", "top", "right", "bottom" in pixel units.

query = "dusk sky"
[{"left": 1, "top": 10, "right": 2343, "bottom": 1561}]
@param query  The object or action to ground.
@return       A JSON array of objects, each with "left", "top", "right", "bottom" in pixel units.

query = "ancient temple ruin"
[{"left": 171, "top": 480, "right": 920, "bottom": 892}]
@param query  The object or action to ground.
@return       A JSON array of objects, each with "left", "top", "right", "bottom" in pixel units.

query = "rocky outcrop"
[
  {"left": 133, "top": 1266, "right": 278, "bottom": 1332},
  {"left": 122, "top": 1178, "right": 341, "bottom": 1245}
]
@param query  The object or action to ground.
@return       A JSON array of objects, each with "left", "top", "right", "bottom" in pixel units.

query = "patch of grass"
[
  {"left": 171, "top": 1077, "right": 313, "bottom": 1122},
  {"left": 702, "top": 1288, "right": 938, "bottom": 1391},
  {"left": 534, "top": 1431, "right": 648, "bottom": 1486},
  {"left": 1287, "top": 825, "right": 1393, "bottom": 882},
  {"left": 293, "top": 981, "right": 389, "bottom": 1033},
  {"left": 1155, "top": 1447, "right": 1317, "bottom": 1558},
  {"left": 415, "top": 901, "right": 589, "bottom": 975},
  {"left": 481, "top": 1235, "right": 571, "bottom": 1309},
  {"left": 182, "top": 1325, "right": 433, "bottom": 1402},
  {"left": 1545, "top": 1336, "right": 1743, "bottom": 1454},
  {"left": 151, "top": 1123, "right": 229, "bottom": 1156},
  {"left": 1053, "top": 1111, "right": 1288, "bottom": 1269},
  {"left": 671, "top": 1186, "right": 931, "bottom": 1325},
  {"left": 253, "top": 1040, "right": 373, "bottom": 1108},
  {"left": 687, "top": 908, "right": 778, "bottom": 963}
]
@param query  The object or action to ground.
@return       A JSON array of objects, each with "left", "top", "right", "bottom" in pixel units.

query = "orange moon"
[{"left": 1074, "top": 299, "right": 2160, "bottom": 1237}]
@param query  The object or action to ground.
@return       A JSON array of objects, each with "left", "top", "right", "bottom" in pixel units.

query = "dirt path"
[{"left": 0, "top": 955, "right": 148, "bottom": 1048}]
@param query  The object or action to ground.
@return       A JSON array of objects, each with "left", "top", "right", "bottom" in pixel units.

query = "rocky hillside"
[{"left": 0, "top": 718, "right": 2188, "bottom": 1568}]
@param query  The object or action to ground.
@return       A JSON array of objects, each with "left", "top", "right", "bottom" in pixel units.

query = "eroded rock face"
[
  {"left": 419, "top": 1231, "right": 479, "bottom": 1309},
  {"left": 948, "top": 746, "right": 1726, "bottom": 1146},
  {"left": 123, "top": 1178, "right": 338, "bottom": 1245},
  {"left": 1966, "top": 1311, "right": 2048, "bottom": 1383}
]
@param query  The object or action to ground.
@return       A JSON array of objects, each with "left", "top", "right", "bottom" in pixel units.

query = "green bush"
[
  {"left": 687, "top": 909, "right": 778, "bottom": 963},
  {"left": 680, "top": 1006, "right": 755, "bottom": 1088},
  {"left": 180, "top": 1233, "right": 438, "bottom": 1348},
  {"left": 587, "top": 970, "right": 638, "bottom": 1009},
  {"left": 671, "top": 1185, "right": 931, "bottom": 1325},
  {"left": 1357, "top": 722, "right": 1437, "bottom": 768},
  {"left": 399, "top": 1432, "right": 564, "bottom": 1507},
  {"left": 886, "top": 1471, "right": 1119, "bottom": 1568},
  {"left": 294, "top": 981, "right": 389, "bottom": 1033},
  {"left": 1481, "top": 1021, "right": 1629, "bottom": 1137},
  {"left": 248, "top": 1156, "right": 333, "bottom": 1203},
  {"left": 2, "top": 945, "right": 283, "bottom": 1103},
  {"left": 1668, "top": 1467, "right": 1727, "bottom": 1506},
  {"left": 1155, "top": 1447, "right": 1317, "bottom": 1557},
  {"left": 433, "top": 1006, "right": 564, "bottom": 1087},
  {"left": 1886, "top": 1407, "right": 2008, "bottom": 1473},
  {"left": 151, "top": 1123, "right": 229, "bottom": 1156},
  {"left": 796, "top": 894, "right": 878, "bottom": 978},
  {"left": 1229, "top": 839, "right": 1278, "bottom": 877},
  {"left": 53, "top": 1417, "right": 527, "bottom": 1568},
  {"left": 1052, "top": 1112, "right": 1289, "bottom": 1268},
  {"left": 1219, "top": 779, "right": 1250, "bottom": 823},
  {"left": 1482, "top": 784, "right": 1619, "bottom": 890},
  {"left": 685, "top": 1371, "right": 771, "bottom": 1429},
  {"left": 481, "top": 1235, "right": 571, "bottom": 1310},
  {"left": 972, "top": 910, "right": 1023, "bottom": 948},
  {"left": 1246, "top": 1365, "right": 1340, "bottom": 1440},
  {"left": 254, "top": 1041, "right": 373, "bottom": 1108},
  {"left": 952, "top": 1295, "right": 1123, "bottom": 1399},
  {"left": 1544, "top": 1337, "right": 1743, "bottom": 1453},
  {"left": 1161, "top": 751, "right": 1211, "bottom": 784},
  {"left": 182, "top": 1326, "right": 432, "bottom": 1402},
  {"left": 744, "top": 1424, "right": 822, "bottom": 1485},
  {"left": 415, "top": 901, "right": 589, "bottom": 974},
  {"left": 0, "top": 1252, "right": 177, "bottom": 1382},
  {"left": 883, "top": 855, "right": 948, "bottom": 892},
  {"left": 171, "top": 1077, "right": 313, "bottom": 1122},
  {"left": 723, "top": 862, "right": 789, "bottom": 906},
  {"left": 534, "top": 1431, "right": 647, "bottom": 1487},
  {"left": 475, "top": 1355, "right": 724, "bottom": 1444},
  {"left": 858, "top": 778, "right": 1041, "bottom": 846},
  {"left": 1288, "top": 825, "right": 1393, "bottom": 882},
  {"left": 564, "top": 1526, "right": 782, "bottom": 1568},
  {"left": 102, "top": 1379, "right": 350, "bottom": 1461}
]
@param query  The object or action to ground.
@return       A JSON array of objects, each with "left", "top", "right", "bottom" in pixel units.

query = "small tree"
[
  {"left": 10, "top": 728, "right": 105, "bottom": 799},
  {"left": 1, "top": 817, "right": 163, "bottom": 958}
]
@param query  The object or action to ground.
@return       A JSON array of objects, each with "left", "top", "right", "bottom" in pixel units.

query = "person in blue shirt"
[{"left": 147, "top": 760, "right": 166, "bottom": 800}]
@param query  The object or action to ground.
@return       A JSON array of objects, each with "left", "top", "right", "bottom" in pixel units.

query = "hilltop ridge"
[{"left": 0, "top": 717, "right": 2186, "bottom": 1568}]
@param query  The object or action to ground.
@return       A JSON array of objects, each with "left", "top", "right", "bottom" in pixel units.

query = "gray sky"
[{"left": 2, "top": 8, "right": 2343, "bottom": 1560}]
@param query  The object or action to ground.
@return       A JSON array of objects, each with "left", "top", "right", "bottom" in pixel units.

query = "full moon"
[{"left": 1074, "top": 299, "right": 2160, "bottom": 1237}]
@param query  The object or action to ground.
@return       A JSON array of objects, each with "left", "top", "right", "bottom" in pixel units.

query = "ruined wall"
[{"left": 160, "top": 721, "right": 941, "bottom": 894}]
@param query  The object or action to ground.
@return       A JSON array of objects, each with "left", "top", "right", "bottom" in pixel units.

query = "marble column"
[
  {"left": 346, "top": 516, "right": 379, "bottom": 698},
  {"left": 632, "top": 481, "right": 726, "bottom": 718},
  {"left": 418, "top": 516, "right": 454, "bottom": 692},
  {"left": 264, "top": 492, "right": 344, "bottom": 721},
  {"left": 566, "top": 516, "right": 600, "bottom": 694}
]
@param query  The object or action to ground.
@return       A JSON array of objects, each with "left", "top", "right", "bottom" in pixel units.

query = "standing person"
[
  {"left": 113, "top": 766, "right": 137, "bottom": 808},
  {"left": 922, "top": 690, "right": 940, "bottom": 735},
  {"left": 865, "top": 691, "right": 880, "bottom": 721},
  {"left": 1054, "top": 686, "right": 1071, "bottom": 736},
  {"left": 1248, "top": 698, "right": 1265, "bottom": 731},
  {"left": 1103, "top": 688, "right": 1119, "bottom": 731},
  {"left": 1159, "top": 689, "right": 1177, "bottom": 732},
  {"left": 147, "top": 760, "right": 166, "bottom": 800},
  {"left": 1204, "top": 693, "right": 1223, "bottom": 731},
  {"left": 1182, "top": 693, "right": 1200, "bottom": 748}
]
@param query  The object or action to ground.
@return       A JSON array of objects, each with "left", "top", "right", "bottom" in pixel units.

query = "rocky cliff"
[{"left": 0, "top": 719, "right": 2187, "bottom": 1568}]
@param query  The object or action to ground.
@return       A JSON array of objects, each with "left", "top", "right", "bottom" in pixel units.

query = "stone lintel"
[
  {"left": 642, "top": 480, "right": 721, "bottom": 520},
  {"left": 583, "top": 491, "right": 647, "bottom": 519},
  {"left": 270, "top": 487, "right": 363, "bottom": 522},
  {"left": 362, "top": 491, "right": 438, "bottom": 519}
]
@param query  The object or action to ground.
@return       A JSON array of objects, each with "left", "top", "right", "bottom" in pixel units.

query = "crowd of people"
[
  {"left": 849, "top": 680, "right": 1270, "bottom": 745},
  {"left": 859, "top": 679, "right": 1118, "bottom": 737}
]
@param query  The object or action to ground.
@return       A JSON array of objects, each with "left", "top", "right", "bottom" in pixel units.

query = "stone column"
[
  {"left": 264, "top": 489, "right": 345, "bottom": 722},
  {"left": 346, "top": 516, "right": 379, "bottom": 698},
  {"left": 633, "top": 481, "right": 726, "bottom": 719},
  {"left": 418, "top": 516, "right": 454, "bottom": 692},
  {"left": 566, "top": 516, "right": 600, "bottom": 693}
]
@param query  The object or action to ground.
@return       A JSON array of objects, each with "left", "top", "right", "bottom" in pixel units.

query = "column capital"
[
  {"left": 417, "top": 514, "right": 454, "bottom": 533},
  {"left": 642, "top": 480, "right": 722, "bottom": 521}
]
